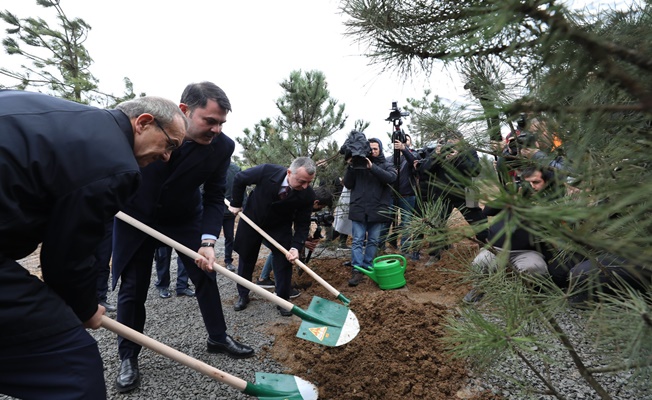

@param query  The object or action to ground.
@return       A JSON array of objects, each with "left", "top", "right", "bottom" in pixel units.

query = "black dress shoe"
[
  {"left": 277, "top": 305, "right": 293, "bottom": 317},
  {"left": 176, "top": 288, "right": 195, "bottom": 297},
  {"left": 115, "top": 358, "right": 140, "bottom": 393},
  {"left": 207, "top": 335, "right": 254, "bottom": 359},
  {"left": 233, "top": 296, "right": 250, "bottom": 311},
  {"left": 99, "top": 300, "right": 117, "bottom": 313}
]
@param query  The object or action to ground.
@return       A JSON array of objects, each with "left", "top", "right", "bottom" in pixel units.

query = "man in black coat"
[
  {"left": 0, "top": 90, "right": 186, "bottom": 399},
  {"left": 111, "top": 82, "right": 253, "bottom": 393},
  {"left": 228, "top": 157, "right": 316, "bottom": 316},
  {"left": 417, "top": 132, "right": 488, "bottom": 265},
  {"left": 343, "top": 138, "right": 397, "bottom": 286}
]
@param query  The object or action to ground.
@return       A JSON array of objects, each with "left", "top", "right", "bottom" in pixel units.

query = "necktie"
[{"left": 279, "top": 185, "right": 291, "bottom": 200}]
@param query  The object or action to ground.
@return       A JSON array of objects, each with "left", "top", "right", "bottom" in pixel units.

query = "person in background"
[
  {"left": 332, "top": 177, "right": 352, "bottom": 250},
  {"left": 111, "top": 82, "right": 254, "bottom": 393},
  {"left": 380, "top": 134, "right": 420, "bottom": 259},
  {"left": 222, "top": 161, "right": 242, "bottom": 272},
  {"left": 417, "top": 131, "right": 487, "bottom": 266},
  {"left": 463, "top": 165, "right": 563, "bottom": 303},
  {"left": 153, "top": 246, "right": 195, "bottom": 298},
  {"left": 0, "top": 90, "right": 186, "bottom": 399},
  {"left": 229, "top": 157, "right": 316, "bottom": 317},
  {"left": 344, "top": 138, "right": 397, "bottom": 286}
]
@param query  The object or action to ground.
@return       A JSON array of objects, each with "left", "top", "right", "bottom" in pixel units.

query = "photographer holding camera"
[
  {"left": 343, "top": 137, "right": 397, "bottom": 286},
  {"left": 417, "top": 131, "right": 488, "bottom": 265},
  {"left": 497, "top": 115, "right": 568, "bottom": 189},
  {"left": 379, "top": 134, "right": 421, "bottom": 257}
]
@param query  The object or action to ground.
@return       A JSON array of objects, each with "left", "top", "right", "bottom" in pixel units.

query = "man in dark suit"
[
  {"left": 111, "top": 82, "right": 254, "bottom": 393},
  {"left": 228, "top": 157, "right": 316, "bottom": 317},
  {"left": 0, "top": 90, "right": 186, "bottom": 400}
]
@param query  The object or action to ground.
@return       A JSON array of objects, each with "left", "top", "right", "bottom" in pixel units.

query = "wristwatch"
[{"left": 200, "top": 242, "right": 215, "bottom": 248}]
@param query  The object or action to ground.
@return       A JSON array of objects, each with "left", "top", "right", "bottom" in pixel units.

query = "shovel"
[
  {"left": 115, "top": 211, "right": 359, "bottom": 347},
  {"left": 225, "top": 199, "right": 351, "bottom": 306},
  {"left": 101, "top": 316, "right": 318, "bottom": 399}
]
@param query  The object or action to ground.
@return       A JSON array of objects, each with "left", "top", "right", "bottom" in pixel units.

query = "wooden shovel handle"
[
  {"left": 114, "top": 211, "right": 294, "bottom": 310},
  {"left": 225, "top": 200, "right": 342, "bottom": 298},
  {"left": 100, "top": 316, "right": 246, "bottom": 390}
]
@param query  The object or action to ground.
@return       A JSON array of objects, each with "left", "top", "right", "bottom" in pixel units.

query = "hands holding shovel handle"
[
  {"left": 114, "top": 211, "right": 360, "bottom": 348},
  {"left": 225, "top": 199, "right": 351, "bottom": 306}
]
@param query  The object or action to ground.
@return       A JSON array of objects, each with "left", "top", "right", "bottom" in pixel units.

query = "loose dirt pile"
[{"left": 265, "top": 240, "right": 500, "bottom": 400}]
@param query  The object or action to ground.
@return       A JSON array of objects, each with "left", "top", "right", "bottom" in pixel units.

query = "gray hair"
[
  {"left": 290, "top": 157, "right": 316, "bottom": 175},
  {"left": 116, "top": 96, "right": 187, "bottom": 129}
]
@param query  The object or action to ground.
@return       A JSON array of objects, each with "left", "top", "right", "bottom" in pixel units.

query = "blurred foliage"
[{"left": 341, "top": 0, "right": 652, "bottom": 397}]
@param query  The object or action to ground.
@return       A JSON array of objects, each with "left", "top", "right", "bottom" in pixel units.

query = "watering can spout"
[{"left": 353, "top": 265, "right": 377, "bottom": 282}]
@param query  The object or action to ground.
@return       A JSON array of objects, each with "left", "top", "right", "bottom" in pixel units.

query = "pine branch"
[
  {"left": 544, "top": 313, "right": 614, "bottom": 400},
  {"left": 514, "top": 347, "right": 567, "bottom": 400},
  {"left": 587, "top": 355, "right": 652, "bottom": 374}
]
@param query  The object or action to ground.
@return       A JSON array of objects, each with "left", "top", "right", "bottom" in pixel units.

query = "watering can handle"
[{"left": 374, "top": 254, "right": 407, "bottom": 268}]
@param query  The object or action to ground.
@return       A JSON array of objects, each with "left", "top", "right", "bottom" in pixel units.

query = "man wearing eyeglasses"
[
  {"left": 0, "top": 90, "right": 186, "bottom": 400},
  {"left": 111, "top": 82, "right": 254, "bottom": 393}
]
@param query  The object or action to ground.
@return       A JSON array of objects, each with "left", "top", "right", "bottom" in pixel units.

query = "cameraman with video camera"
[{"left": 342, "top": 135, "right": 397, "bottom": 286}]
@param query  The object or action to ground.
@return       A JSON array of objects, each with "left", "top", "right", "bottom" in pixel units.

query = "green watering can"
[{"left": 353, "top": 254, "right": 407, "bottom": 290}]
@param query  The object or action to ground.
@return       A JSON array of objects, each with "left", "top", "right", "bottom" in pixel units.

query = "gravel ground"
[
  {"left": 93, "top": 244, "right": 288, "bottom": 400},
  {"left": 5, "top": 238, "right": 651, "bottom": 399},
  {"left": 5, "top": 239, "right": 291, "bottom": 400},
  {"left": 459, "top": 304, "right": 652, "bottom": 400}
]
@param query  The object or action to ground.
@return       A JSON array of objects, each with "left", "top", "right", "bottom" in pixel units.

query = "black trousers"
[
  {"left": 235, "top": 222, "right": 292, "bottom": 300},
  {"left": 222, "top": 217, "right": 236, "bottom": 264},
  {"left": 94, "top": 221, "right": 113, "bottom": 302},
  {"left": 116, "top": 235, "right": 227, "bottom": 360}
]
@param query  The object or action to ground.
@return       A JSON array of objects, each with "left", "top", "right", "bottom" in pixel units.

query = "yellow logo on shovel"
[{"left": 308, "top": 327, "right": 329, "bottom": 341}]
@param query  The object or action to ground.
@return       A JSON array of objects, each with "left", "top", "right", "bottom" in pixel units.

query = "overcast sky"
[
  {"left": 0, "top": 0, "right": 470, "bottom": 154},
  {"left": 1, "top": 0, "right": 628, "bottom": 157}
]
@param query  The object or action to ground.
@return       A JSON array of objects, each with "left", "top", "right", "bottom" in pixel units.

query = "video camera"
[
  {"left": 339, "top": 130, "right": 372, "bottom": 170},
  {"left": 386, "top": 101, "right": 410, "bottom": 143},
  {"left": 506, "top": 131, "right": 536, "bottom": 156},
  {"left": 310, "top": 211, "right": 334, "bottom": 227}
]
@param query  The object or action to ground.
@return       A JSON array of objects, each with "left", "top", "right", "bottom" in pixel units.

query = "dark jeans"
[
  {"left": 569, "top": 255, "right": 651, "bottom": 302},
  {"left": 222, "top": 217, "right": 235, "bottom": 264},
  {"left": 154, "top": 246, "right": 189, "bottom": 291}
]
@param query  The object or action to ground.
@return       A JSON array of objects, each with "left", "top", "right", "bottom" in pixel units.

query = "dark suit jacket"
[
  {"left": 231, "top": 164, "right": 315, "bottom": 252},
  {"left": 112, "top": 133, "right": 235, "bottom": 286},
  {"left": 0, "top": 90, "right": 141, "bottom": 345}
]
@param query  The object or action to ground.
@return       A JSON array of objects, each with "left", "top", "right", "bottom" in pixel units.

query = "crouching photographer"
[{"left": 417, "top": 131, "right": 488, "bottom": 265}]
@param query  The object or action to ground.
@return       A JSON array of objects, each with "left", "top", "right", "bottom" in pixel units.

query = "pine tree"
[
  {"left": 341, "top": 0, "right": 652, "bottom": 397},
  {"left": 237, "top": 69, "right": 348, "bottom": 186},
  {"left": 0, "top": 0, "right": 138, "bottom": 106}
]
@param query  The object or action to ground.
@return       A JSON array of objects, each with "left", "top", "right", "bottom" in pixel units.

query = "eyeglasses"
[{"left": 154, "top": 119, "right": 179, "bottom": 152}]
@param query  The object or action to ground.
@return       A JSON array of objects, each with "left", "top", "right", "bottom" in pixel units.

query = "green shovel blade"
[
  {"left": 294, "top": 296, "right": 360, "bottom": 347},
  {"left": 243, "top": 373, "right": 318, "bottom": 400}
]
